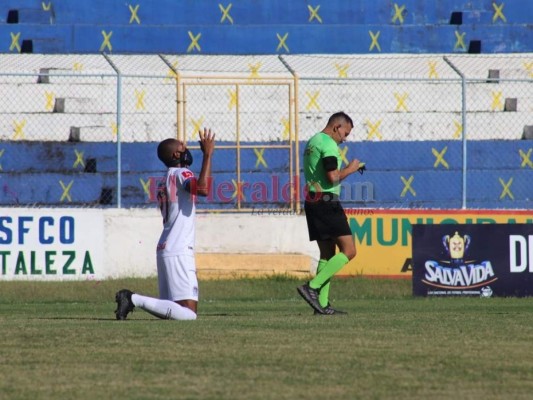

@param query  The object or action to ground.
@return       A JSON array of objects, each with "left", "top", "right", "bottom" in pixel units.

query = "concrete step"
[
  {"left": 5, "top": 7, "right": 53, "bottom": 24},
  {"left": 0, "top": 107, "right": 529, "bottom": 142},
  {"left": 196, "top": 253, "right": 312, "bottom": 279}
]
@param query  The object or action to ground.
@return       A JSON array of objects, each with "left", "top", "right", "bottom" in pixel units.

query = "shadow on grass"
[{"left": 36, "top": 313, "right": 233, "bottom": 321}]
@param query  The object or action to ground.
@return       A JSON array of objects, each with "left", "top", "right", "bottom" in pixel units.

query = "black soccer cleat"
[
  {"left": 314, "top": 303, "right": 348, "bottom": 315},
  {"left": 297, "top": 282, "right": 325, "bottom": 314},
  {"left": 115, "top": 289, "right": 135, "bottom": 320}
]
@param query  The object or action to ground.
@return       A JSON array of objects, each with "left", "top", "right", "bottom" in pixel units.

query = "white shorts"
[{"left": 156, "top": 254, "right": 199, "bottom": 302}]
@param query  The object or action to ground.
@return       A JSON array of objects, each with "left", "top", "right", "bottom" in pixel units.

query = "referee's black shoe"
[
  {"left": 115, "top": 289, "right": 135, "bottom": 320},
  {"left": 297, "top": 282, "right": 325, "bottom": 314}
]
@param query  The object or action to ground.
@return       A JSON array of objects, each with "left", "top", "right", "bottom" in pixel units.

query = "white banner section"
[{"left": 0, "top": 210, "right": 104, "bottom": 281}]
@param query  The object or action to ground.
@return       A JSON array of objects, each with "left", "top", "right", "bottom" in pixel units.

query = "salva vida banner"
[{"left": 412, "top": 224, "right": 533, "bottom": 297}]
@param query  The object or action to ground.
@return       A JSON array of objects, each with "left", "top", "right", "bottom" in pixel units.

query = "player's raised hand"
[{"left": 198, "top": 128, "right": 215, "bottom": 156}]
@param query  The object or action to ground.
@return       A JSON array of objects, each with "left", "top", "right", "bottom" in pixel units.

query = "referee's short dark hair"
[{"left": 327, "top": 111, "right": 353, "bottom": 128}]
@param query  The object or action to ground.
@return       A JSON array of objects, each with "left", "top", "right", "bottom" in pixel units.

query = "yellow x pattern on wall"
[
  {"left": 248, "top": 63, "right": 262, "bottom": 80},
  {"left": 73, "top": 149, "right": 85, "bottom": 169},
  {"left": 59, "top": 180, "right": 74, "bottom": 202},
  {"left": 129, "top": 4, "right": 140, "bottom": 24},
  {"left": 219, "top": 3, "right": 233, "bottom": 24},
  {"left": 392, "top": 3, "right": 406, "bottom": 24},
  {"left": 254, "top": 148, "right": 268, "bottom": 168},
  {"left": 308, "top": 5, "right": 322, "bottom": 23},
  {"left": 12, "top": 120, "right": 26, "bottom": 140},
  {"left": 44, "top": 2, "right": 514, "bottom": 53},
  {"left": 334, "top": 63, "right": 349, "bottom": 78},
  {"left": 454, "top": 31, "right": 466, "bottom": 51},
  {"left": 519, "top": 148, "right": 533, "bottom": 169},
  {"left": 189, "top": 117, "right": 205, "bottom": 140},
  {"left": 9, "top": 32, "right": 21, "bottom": 52},
  {"left": 45, "top": 92, "right": 55, "bottom": 111},
  {"left": 492, "top": 2, "right": 506, "bottom": 23},
  {"left": 524, "top": 62, "right": 533, "bottom": 78},
  {"left": 281, "top": 117, "right": 290, "bottom": 140}
]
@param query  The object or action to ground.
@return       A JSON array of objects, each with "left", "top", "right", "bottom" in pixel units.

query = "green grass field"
[{"left": 2, "top": 276, "right": 533, "bottom": 400}]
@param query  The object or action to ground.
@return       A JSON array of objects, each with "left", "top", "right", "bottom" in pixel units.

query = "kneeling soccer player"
[{"left": 115, "top": 128, "right": 215, "bottom": 320}]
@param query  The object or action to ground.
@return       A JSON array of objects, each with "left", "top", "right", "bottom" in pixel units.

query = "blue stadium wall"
[
  {"left": 1, "top": 141, "right": 531, "bottom": 209},
  {"left": 0, "top": 0, "right": 531, "bottom": 54}
]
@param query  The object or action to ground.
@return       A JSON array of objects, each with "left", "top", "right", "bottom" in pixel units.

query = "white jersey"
[{"left": 156, "top": 167, "right": 196, "bottom": 256}]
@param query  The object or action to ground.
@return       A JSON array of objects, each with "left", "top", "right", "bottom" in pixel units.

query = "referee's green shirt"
[{"left": 303, "top": 132, "right": 341, "bottom": 196}]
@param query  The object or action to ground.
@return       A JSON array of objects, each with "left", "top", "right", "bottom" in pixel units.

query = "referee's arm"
[{"left": 323, "top": 156, "right": 361, "bottom": 185}]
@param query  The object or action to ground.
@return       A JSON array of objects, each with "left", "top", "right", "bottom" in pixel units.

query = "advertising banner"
[
  {"left": 0, "top": 209, "right": 104, "bottom": 281},
  {"left": 344, "top": 210, "right": 533, "bottom": 277},
  {"left": 412, "top": 224, "right": 533, "bottom": 297}
]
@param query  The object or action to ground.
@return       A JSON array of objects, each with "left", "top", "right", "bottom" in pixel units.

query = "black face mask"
[
  {"left": 179, "top": 149, "right": 193, "bottom": 167},
  {"left": 167, "top": 149, "right": 193, "bottom": 168}
]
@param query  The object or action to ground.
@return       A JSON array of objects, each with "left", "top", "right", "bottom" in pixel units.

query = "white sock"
[{"left": 131, "top": 294, "right": 197, "bottom": 321}]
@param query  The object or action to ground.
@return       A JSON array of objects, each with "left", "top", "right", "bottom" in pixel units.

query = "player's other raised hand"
[{"left": 199, "top": 128, "right": 215, "bottom": 156}]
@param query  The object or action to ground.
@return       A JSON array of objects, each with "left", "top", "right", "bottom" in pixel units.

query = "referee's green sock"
[
  {"left": 309, "top": 252, "right": 349, "bottom": 291},
  {"left": 315, "top": 259, "right": 329, "bottom": 307}
]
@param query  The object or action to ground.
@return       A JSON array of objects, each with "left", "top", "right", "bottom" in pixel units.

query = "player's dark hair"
[
  {"left": 157, "top": 138, "right": 178, "bottom": 166},
  {"left": 327, "top": 111, "right": 353, "bottom": 128}
]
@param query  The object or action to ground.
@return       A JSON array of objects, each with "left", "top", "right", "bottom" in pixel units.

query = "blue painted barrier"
[
  {"left": 1, "top": 0, "right": 531, "bottom": 54},
  {"left": 3, "top": 0, "right": 531, "bottom": 26},
  {"left": 0, "top": 140, "right": 531, "bottom": 208},
  {"left": 0, "top": 172, "right": 103, "bottom": 205},
  {"left": 1, "top": 23, "right": 530, "bottom": 54}
]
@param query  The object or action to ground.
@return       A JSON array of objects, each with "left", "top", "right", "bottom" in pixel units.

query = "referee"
[{"left": 297, "top": 112, "right": 362, "bottom": 315}]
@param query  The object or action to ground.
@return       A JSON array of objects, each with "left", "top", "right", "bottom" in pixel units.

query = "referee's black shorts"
[{"left": 304, "top": 192, "right": 352, "bottom": 241}]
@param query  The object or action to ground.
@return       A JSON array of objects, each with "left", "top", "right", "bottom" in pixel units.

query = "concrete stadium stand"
[{"left": 1, "top": 0, "right": 531, "bottom": 54}]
